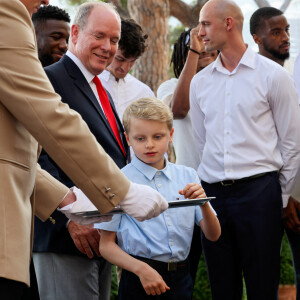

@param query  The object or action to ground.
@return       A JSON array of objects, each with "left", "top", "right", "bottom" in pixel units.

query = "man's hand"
[
  {"left": 68, "top": 221, "right": 101, "bottom": 259},
  {"left": 179, "top": 183, "right": 206, "bottom": 199},
  {"left": 283, "top": 196, "right": 300, "bottom": 233},
  {"left": 190, "top": 24, "right": 205, "bottom": 54},
  {"left": 58, "top": 187, "right": 112, "bottom": 225},
  {"left": 120, "top": 182, "right": 168, "bottom": 221},
  {"left": 58, "top": 189, "right": 76, "bottom": 208}
]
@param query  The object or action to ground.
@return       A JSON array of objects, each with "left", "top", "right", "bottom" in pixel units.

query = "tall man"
[
  {"left": 32, "top": 2, "right": 137, "bottom": 300},
  {"left": 0, "top": 1, "right": 167, "bottom": 299},
  {"left": 32, "top": 5, "right": 70, "bottom": 67},
  {"left": 99, "top": 18, "right": 154, "bottom": 122},
  {"left": 250, "top": 7, "right": 300, "bottom": 299},
  {"left": 190, "top": 0, "right": 300, "bottom": 299}
]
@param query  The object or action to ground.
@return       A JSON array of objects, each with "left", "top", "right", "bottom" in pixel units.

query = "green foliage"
[
  {"left": 280, "top": 232, "right": 295, "bottom": 285},
  {"left": 169, "top": 24, "right": 186, "bottom": 48},
  {"left": 110, "top": 265, "right": 118, "bottom": 300},
  {"left": 192, "top": 255, "right": 212, "bottom": 300},
  {"left": 120, "top": 0, "right": 127, "bottom": 7}
]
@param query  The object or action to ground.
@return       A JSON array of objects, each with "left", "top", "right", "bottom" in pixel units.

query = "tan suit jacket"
[{"left": 0, "top": 0, "right": 130, "bottom": 285}]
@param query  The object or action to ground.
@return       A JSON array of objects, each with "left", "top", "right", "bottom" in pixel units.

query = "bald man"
[{"left": 190, "top": 0, "right": 300, "bottom": 299}]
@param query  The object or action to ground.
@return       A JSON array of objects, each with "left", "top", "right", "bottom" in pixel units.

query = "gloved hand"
[
  {"left": 58, "top": 187, "right": 112, "bottom": 225},
  {"left": 120, "top": 182, "right": 168, "bottom": 221}
]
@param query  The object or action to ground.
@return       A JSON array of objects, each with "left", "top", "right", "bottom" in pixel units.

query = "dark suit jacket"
[{"left": 33, "top": 55, "right": 129, "bottom": 255}]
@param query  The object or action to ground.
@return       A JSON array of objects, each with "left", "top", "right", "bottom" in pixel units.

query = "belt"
[
  {"left": 133, "top": 256, "right": 189, "bottom": 272},
  {"left": 218, "top": 172, "right": 270, "bottom": 187}
]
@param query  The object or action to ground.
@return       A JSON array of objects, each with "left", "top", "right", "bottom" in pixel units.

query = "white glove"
[
  {"left": 58, "top": 187, "right": 112, "bottom": 225},
  {"left": 120, "top": 182, "right": 168, "bottom": 221}
]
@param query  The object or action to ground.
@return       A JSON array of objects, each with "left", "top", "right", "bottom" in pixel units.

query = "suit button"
[
  {"left": 105, "top": 187, "right": 111, "bottom": 192},
  {"left": 109, "top": 194, "right": 115, "bottom": 199},
  {"left": 49, "top": 217, "right": 56, "bottom": 224}
]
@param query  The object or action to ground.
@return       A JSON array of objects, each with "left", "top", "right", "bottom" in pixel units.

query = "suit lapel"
[{"left": 62, "top": 56, "right": 127, "bottom": 157}]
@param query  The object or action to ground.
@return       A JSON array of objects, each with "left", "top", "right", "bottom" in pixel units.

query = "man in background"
[
  {"left": 32, "top": 5, "right": 70, "bottom": 67},
  {"left": 99, "top": 18, "right": 154, "bottom": 122},
  {"left": 250, "top": 7, "right": 300, "bottom": 299}
]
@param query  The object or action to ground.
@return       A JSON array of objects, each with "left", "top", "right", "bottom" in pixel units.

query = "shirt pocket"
[{"left": 177, "top": 207, "right": 195, "bottom": 230}]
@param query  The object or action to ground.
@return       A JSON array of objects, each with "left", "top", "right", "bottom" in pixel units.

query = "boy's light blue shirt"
[{"left": 95, "top": 155, "right": 209, "bottom": 263}]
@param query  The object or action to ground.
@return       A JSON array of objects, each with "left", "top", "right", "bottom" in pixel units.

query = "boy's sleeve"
[{"left": 94, "top": 214, "right": 121, "bottom": 232}]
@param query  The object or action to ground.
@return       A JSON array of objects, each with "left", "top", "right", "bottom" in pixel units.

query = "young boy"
[{"left": 96, "top": 98, "right": 220, "bottom": 299}]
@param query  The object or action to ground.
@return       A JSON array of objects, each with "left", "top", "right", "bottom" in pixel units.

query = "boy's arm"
[
  {"left": 179, "top": 183, "right": 221, "bottom": 241},
  {"left": 198, "top": 202, "right": 221, "bottom": 242},
  {"left": 100, "top": 230, "right": 170, "bottom": 296}
]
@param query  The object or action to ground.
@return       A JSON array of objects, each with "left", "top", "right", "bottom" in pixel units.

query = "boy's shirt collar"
[{"left": 131, "top": 155, "right": 172, "bottom": 181}]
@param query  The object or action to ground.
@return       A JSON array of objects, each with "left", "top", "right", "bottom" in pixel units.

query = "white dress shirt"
[
  {"left": 66, "top": 50, "right": 105, "bottom": 113},
  {"left": 190, "top": 46, "right": 300, "bottom": 207},
  {"left": 99, "top": 70, "right": 154, "bottom": 121},
  {"left": 157, "top": 78, "right": 200, "bottom": 170},
  {"left": 293, "top": 53, "right": 300, "bottom": 104}
]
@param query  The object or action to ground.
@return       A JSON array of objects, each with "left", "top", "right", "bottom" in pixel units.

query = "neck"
[
  {"left": 258, "top": 50, "right": 285, "bottom": 67},
  {"left": 219, "top": 39, "right": 247, "bottom": 72}
]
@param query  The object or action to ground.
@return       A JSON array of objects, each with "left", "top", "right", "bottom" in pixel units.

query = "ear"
[
  {"left": 252, "top": 34, "right": 262, "bottom": 45},
  {"left": 169, "top": 128, "right": 174, "bottom": 143},
  {"left": 71, "top": 24, "right": 80, "bottom": 46},
  {"left": 124, "top": 131, "right": 131, "bottom": 146},
  {"left": 225, "top": 17, "right": 234, "bottom": 31}
]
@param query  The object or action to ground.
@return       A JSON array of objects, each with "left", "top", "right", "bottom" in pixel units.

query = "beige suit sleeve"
[
  {"left": 34, "top": 165, "right": 69, "bottom": 221},
  {"left": 0, "top": 0, "right": 130, "bottom": 213}
]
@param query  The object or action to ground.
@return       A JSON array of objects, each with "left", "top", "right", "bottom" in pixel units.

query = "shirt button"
[
  {"left": 226, "top": 151, "right": 230, "bottom": 155},
  {"left": 168, "top": 222, "right": 172, "bottom": 226},
  {"left": 226, "top": 169, "right": 231, "bottom": 173},
  {"left": 157, "top": 184, "right": 162, "bottom": 188},
  {"left": 226, "top": 112, "right": 230, "bottom": 116},
  {"left": 157, "top": 172, "right": 161, "bottom": 176},
  {"left": 226, "top": 131, "right": 230, "bottom": 135},
  {"left": 170, "top": 242, "right": 174, "bottom": 246}
]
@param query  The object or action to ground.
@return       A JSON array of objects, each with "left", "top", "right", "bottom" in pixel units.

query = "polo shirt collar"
[{"left": 131, "top": 155, "right": 172, "bottom": 181}]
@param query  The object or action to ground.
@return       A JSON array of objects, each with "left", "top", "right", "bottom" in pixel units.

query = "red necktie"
[{"left": 93, "top": 76, "right": 126, "bottom": 157}]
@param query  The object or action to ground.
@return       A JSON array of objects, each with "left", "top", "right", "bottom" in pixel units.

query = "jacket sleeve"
[
  {"left": 34, "top": 164, "right": 69, "bottom": 221},
  {"left": 0, "top": 0, "right": 130, "bottom": 213}
]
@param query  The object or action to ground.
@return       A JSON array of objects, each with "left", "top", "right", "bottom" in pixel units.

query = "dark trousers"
[
  {"left": 285, "top": 213, "right": 300, "bottom": 300},
  {"left": 202, "top": 172, "right": 283, "bottom": 300},
  {"left": 0, "top": 277, "right": 29, "bottom": 300},
  {"left": 188, "top": 225, "right": 202, "bottom": 285},
  {"left": 29, "top": 259, "right": 40, "bottom": 300},
  {"left": 118, "top": 260, "right": 193, "bottom": 299}
]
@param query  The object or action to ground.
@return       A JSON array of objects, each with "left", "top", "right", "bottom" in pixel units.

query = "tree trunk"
[{"left": 127, "top": 0, "right": 170, "bottom": 94}]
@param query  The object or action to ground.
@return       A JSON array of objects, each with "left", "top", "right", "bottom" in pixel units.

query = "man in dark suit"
[{"left": 33, "top": 2, "right": 129, "bottom": 299}]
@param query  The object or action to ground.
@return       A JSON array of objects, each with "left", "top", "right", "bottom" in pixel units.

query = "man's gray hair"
[{"left": 73, "top": 1, "right": 121, "bottom": 30}]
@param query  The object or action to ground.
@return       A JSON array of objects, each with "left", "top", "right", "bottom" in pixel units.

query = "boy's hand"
[
  {"left": 139, "top": 264, "right": 170, "bottom": 295},
  {"left": 179, "top": 183, "right": 206, "bottom": 199}
]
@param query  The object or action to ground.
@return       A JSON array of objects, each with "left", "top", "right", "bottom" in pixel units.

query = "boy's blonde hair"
[{"left": 123, "top": 97, "right": 173, "bottom": 132}]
